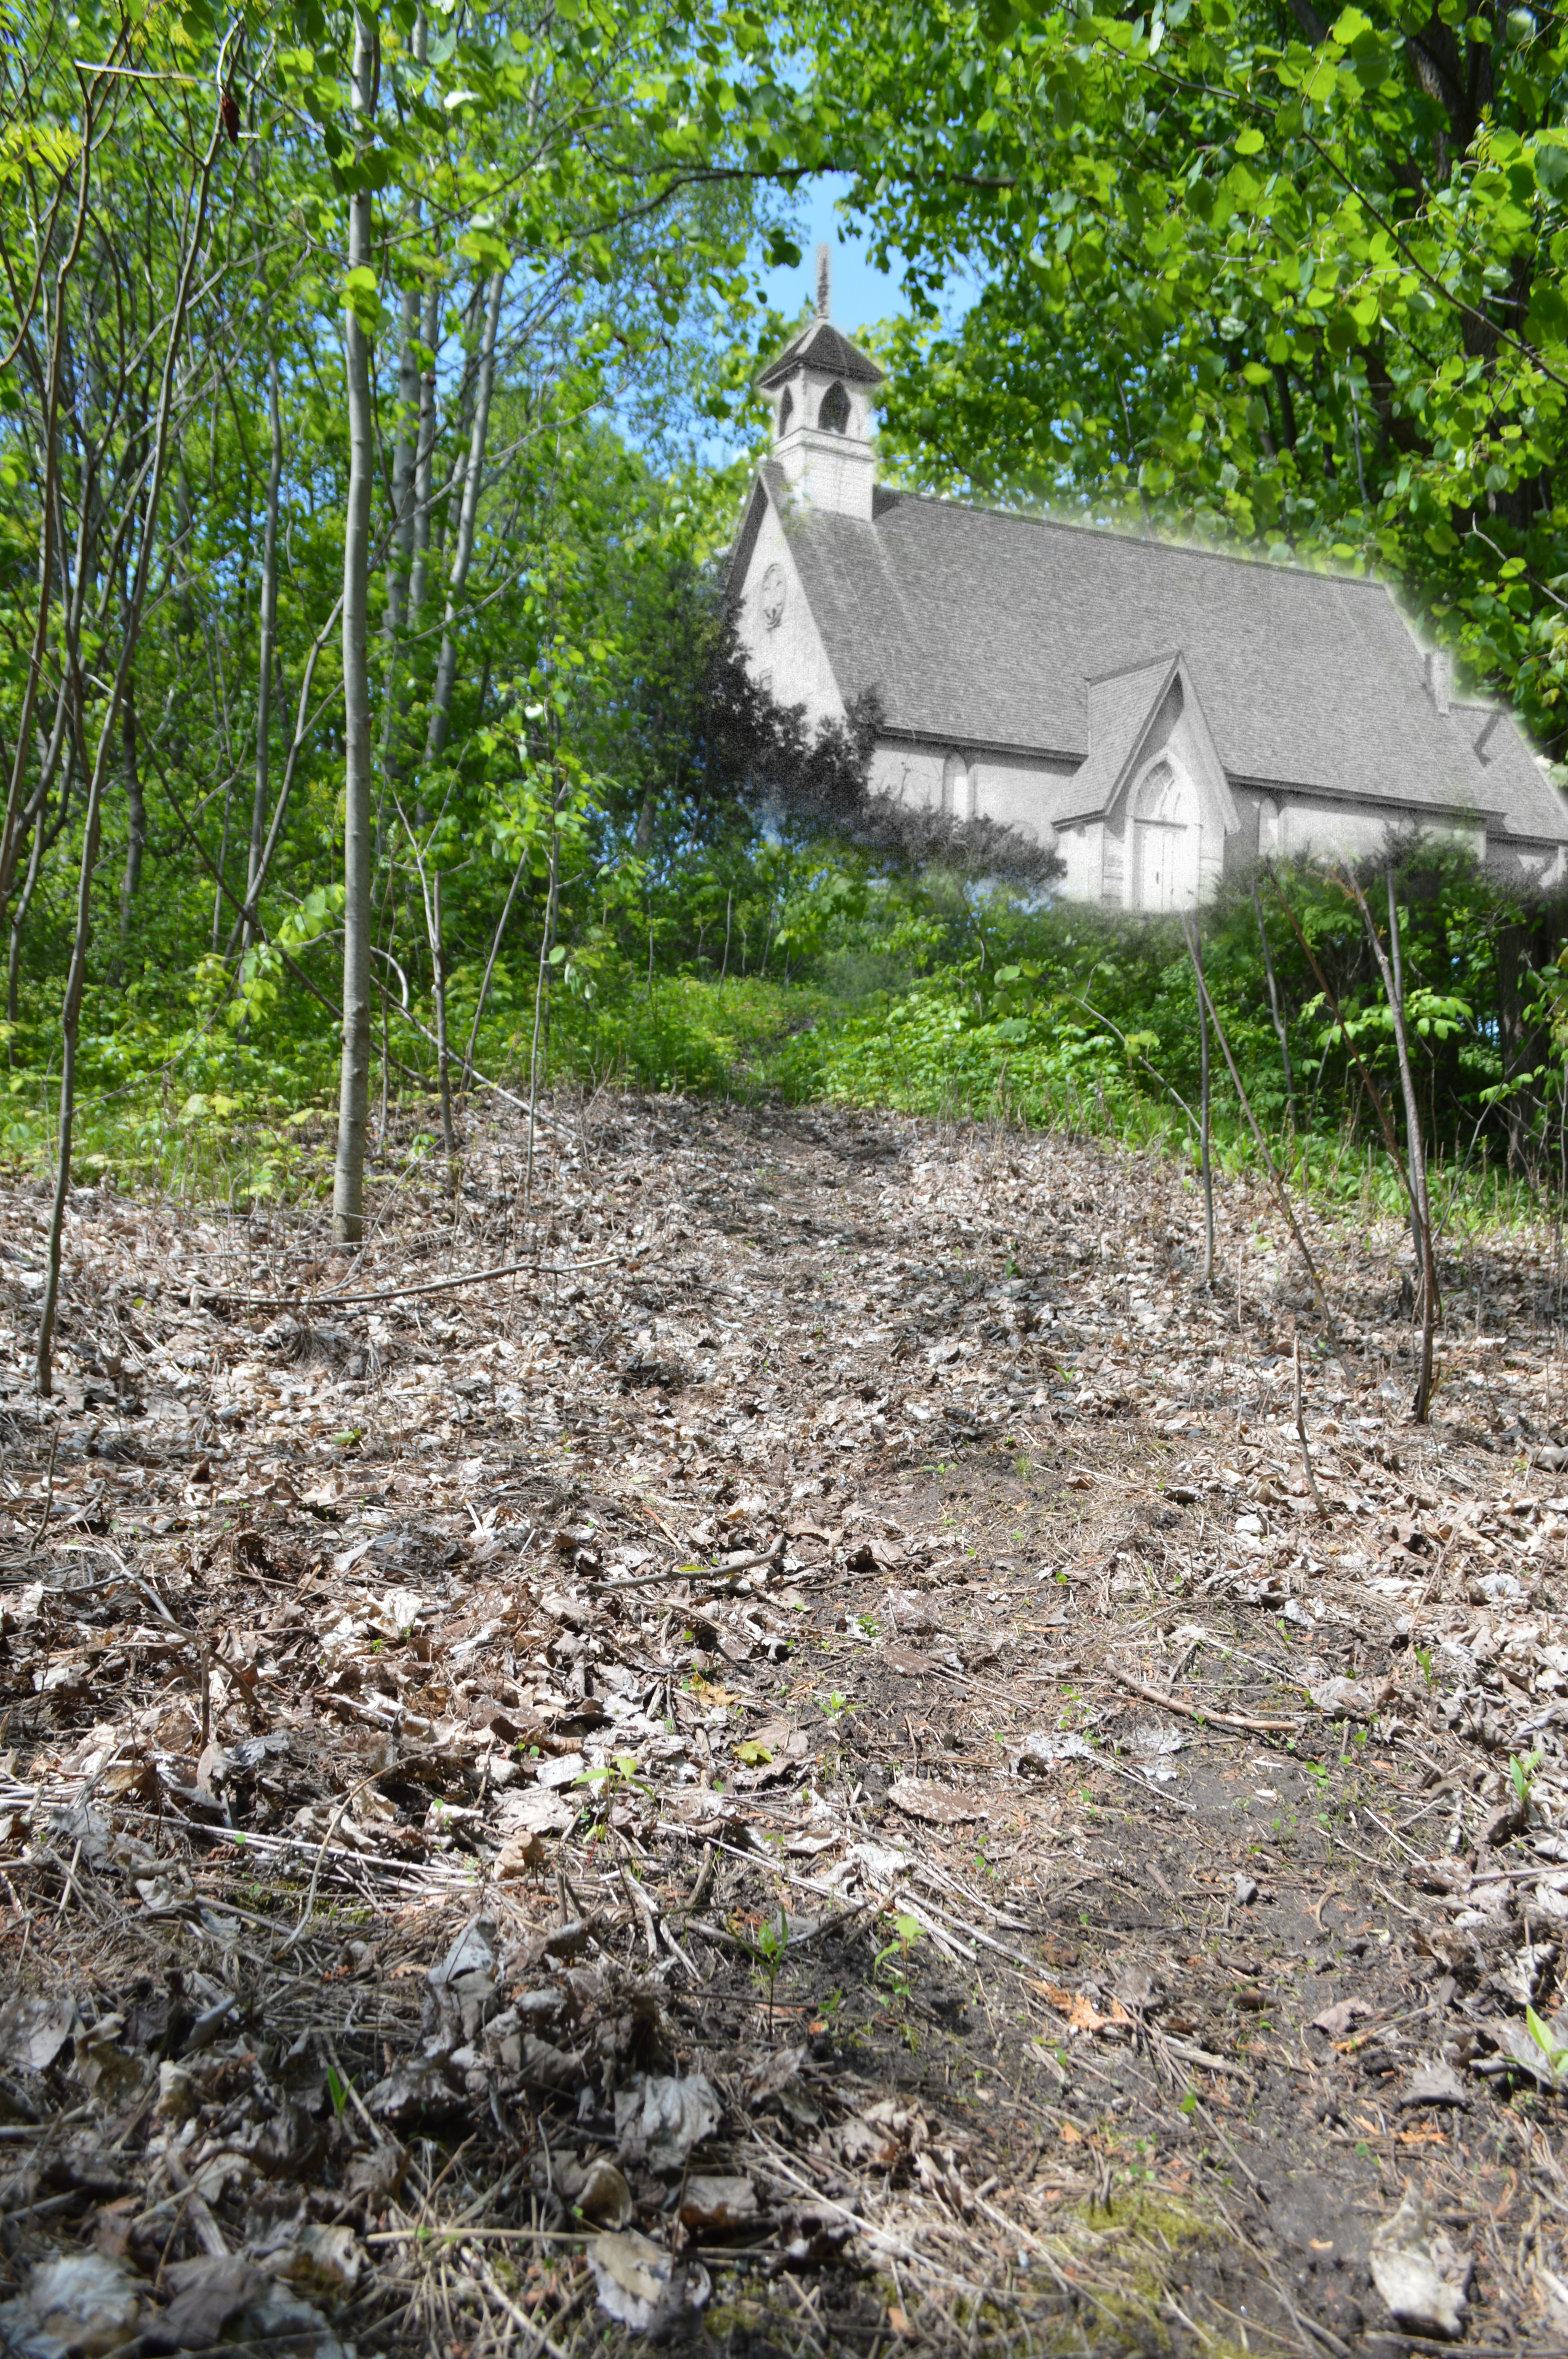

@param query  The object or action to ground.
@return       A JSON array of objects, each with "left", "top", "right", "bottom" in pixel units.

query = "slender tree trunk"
[
  {"left": 1193, "top": 964, "right": 1326, "bottom": 1311},
  {"left": 378, "top": 276, "right": 420, "bottom": 797},
  {"left": 332, "top": 11, "right": 378, "bottom": 1248},
  {"left": 117, "top": 679, "right": 143, "bottom": 938},
  {"left": 414, "top": 266, "right": 501, "bottom": 1157},
  {"left": 1349, "top": 871, "right": 1440, "bottom": 1421},
  {"left": 378, "top": 67, "right": 427, "bottom": 831},
  {"left": 35, "top": 72, "right": 227, "bottom": 1396},
  {"left": 432, "top": 868, "right": 456, "bottom": 1166},
  {"left": 408, "top": 281, "right": 440, "bottom": 641},
  {"left": 8, "top": 773, "right": 49, "bottom": 1025},
  {"left": 245, "top": 345, "right": 283, "bottom": 950},
  {"left": 1250, "top": 879, "right": 1295, "bottom": 1128},
  {"left": 1183, "top": 913, "right": 1215, "bottom": 1286},
  {"left": 0, "top": 165, "right": 86, "bottom": 938},
  {"left": 461, "top": 837, "right": 532, "bottom": 1089},
  {"left": 524, "top": 813, "right": 559, "bottom": 1218},
  {"left": 423, "top": 267, "right": 504, "bottom": 765},
  {"left": 212, "top": 772, "right": 233, "bottom": 949}
]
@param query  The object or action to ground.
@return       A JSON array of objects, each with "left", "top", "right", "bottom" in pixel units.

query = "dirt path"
[{"left": 1, "top": 1095, "right": 1566, "bottom": 2355}]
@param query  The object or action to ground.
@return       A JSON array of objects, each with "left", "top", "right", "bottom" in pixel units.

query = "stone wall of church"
[
  {"left": 972, "top": 753, "right": 1080, "bottom": 838},
  {"left": 1231, "top": 790, "right": 1488, "bottom": 875},
  {"left": 735, "top": 503, "right": 846, "bottom": 731},
  {"left": 867, "top": 742, "right": 1078, "bottom": 842},
  {"left": 1055, "top": 819, "right": 1105, "bottom": 901}
]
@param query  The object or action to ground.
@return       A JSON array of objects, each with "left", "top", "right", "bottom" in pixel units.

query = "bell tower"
[{"left": 755, "top": 246, "right": 884, "bottom": 522}]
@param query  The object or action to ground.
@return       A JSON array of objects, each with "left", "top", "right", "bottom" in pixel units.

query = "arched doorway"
[{"left": 1132, "top": 759, "right": 1200, "bottom": 911}]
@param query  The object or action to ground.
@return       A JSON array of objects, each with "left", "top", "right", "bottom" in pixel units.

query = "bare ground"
[{"left": 2, "top": 1094, "right": 1568, "bottom": 2357}]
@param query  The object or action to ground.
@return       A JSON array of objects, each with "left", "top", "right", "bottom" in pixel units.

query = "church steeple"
[{"left": 755, "top": 250, "right": 884, "bottom": 522}]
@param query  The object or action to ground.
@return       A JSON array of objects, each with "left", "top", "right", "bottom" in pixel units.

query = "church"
[{"left": 727, "top": 269, "right": 1568, "bottom": 911}]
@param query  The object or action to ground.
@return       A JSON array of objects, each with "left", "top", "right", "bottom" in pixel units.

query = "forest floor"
[{"left": 2, "top": 1093, "right": 1568, "bottom": 2357}]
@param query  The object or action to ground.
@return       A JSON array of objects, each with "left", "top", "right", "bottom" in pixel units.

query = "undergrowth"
[{"left": 3, "top": 961, "right": 1555, "bottom": 1274}]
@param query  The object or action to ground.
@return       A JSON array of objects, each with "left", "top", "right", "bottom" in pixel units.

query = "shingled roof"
[
  {"left": 740, "top": 467, "right": 1566, "bottom": 842},
  {"left": 755, "top": 320, "right": 886, "bottom": 391}
]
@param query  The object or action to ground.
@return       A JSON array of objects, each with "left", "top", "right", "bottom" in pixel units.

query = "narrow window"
[
  {"left": 818, "top": 380, "right": 851, "bottom": 434},
  {"left": 778, "top": 387, "right": 794, "bottom": 437}
]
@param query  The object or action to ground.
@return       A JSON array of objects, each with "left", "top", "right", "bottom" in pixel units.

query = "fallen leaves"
[{"left": 2, "top": 1096, "right": 1568, "bottom": 2356}]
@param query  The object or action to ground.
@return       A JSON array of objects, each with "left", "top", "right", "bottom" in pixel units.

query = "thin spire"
[{"left": 815, "top": 242, "right": 830, "bottom": 321}]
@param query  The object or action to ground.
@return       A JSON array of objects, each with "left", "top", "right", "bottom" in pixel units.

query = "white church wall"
[
  {"left": 1056, "top": 820, "right": 1104, "bottom": 901},
  {"left": 1265, "top": 794, "right": 1485, "bottom": 870},
  {"left": 735, "top": 503, "right": 845, "bottom": 731},
  {"left": 971, "top": 754, "right": 1076, "bottom": 840},
  {"left": 867, "top": 743, "right": 1078, "bottom": 851},
  {"left": 869, "top": 743, "right": 946, "bottom": 810}
]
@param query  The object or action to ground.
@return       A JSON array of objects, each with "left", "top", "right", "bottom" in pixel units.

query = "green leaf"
[{"left": 1535, "top": 139, "right": 1568, "bottom": 194}]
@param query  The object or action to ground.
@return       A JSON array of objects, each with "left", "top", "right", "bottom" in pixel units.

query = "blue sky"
[{"left": 758, "top": 174, "right": 908, "bottom": 339}]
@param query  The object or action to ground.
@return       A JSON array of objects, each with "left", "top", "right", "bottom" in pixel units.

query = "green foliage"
[{"left": 805, "top": 0, "right": 1568, "bottom": 748}]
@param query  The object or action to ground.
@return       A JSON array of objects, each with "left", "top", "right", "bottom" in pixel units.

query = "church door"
[{"left": 1132, "top": 760, "right": 1200, "bottom": 911}]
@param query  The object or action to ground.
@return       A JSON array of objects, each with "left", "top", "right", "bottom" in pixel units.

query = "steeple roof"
[{"left": 755, "top": 317, "right": 885, "bottom": 392}]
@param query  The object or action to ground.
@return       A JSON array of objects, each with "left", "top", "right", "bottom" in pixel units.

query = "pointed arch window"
[
  {"left": 777, "top": 387, "right": 794, "bottom": 437},
  {"left": 942, "top": 753, "right": 972, "bottom": 821},
  {"left": 818, "top": 380, "right": 851, "bottom": 433}
]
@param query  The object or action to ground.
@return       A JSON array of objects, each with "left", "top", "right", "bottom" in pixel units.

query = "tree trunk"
[
  {"left": 423, "top": 267, "right": 504, "bottom": 764},
  {"left": 117, "top": 679, "right": 143, "bottom": 938},
  {"left": 379, "top": 275, "right": 421, "bottom": 794},
  {"left": 332, "top": 9, "right": 378, "bottom": 1248},
  {"left": 431, "top": 869, "right": 457, "bottom": 1165},
  {"left": 1250, "top": 880, "right": 1296, "bottom": 1127},
  {"left": 1193, "top": 963, "right": 1326, "bottom": 1311},
  {"left": 1183, "top": 913, "right": 1215, "bottom": 1286},
  {"left": 524, "top": 814, "right": 559, "bottom": 1218},
  {"left": 0, "top": 136, "right": 88, "bottom": 940},
  {"left": 8, "top": 771, "right": 49, "bottom": 1025},
  {"left": 36, "top": 776, "right": 105, "bottom": 1397},
  {"left": 1379, "top": 871, "right": 1440, "bottom": 1418},
  {"left": 35, "top": 75, "right": 227, "bottom": 1396},
  {"left": 415, "top": 265, "right": 501, "bottom": 1157},
  {"left": 408, "top": 280, "right": 441, "bottom": 640},
  {"left": 245, "top": 343, "right": 283, "bottom": 950},
  {"left": 461, "top": 837, "right": 532, "bottom": 1089},
  {"left": 378, "top": 0, "right": 426, "bottom": 809}
]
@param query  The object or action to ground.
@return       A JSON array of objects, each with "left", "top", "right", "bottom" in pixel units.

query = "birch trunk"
[
  {"left": 331, "top": 10, "right": 378, "bottom": 1247},
  {"left": 244, "top": 345, "right": 283, "bottom": 950}
]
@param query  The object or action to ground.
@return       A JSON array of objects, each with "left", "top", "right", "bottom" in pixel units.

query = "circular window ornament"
[{"left": 759, "top": 562, "right": 786, "bottom": 631}]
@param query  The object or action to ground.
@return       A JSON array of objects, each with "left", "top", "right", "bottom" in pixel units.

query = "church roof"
[
  {"left": 755, "top": 319, "right": 886, "bottom": 391},
  {"left": 739, "top": 467, "right": 1566, "bottom": 841}
]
